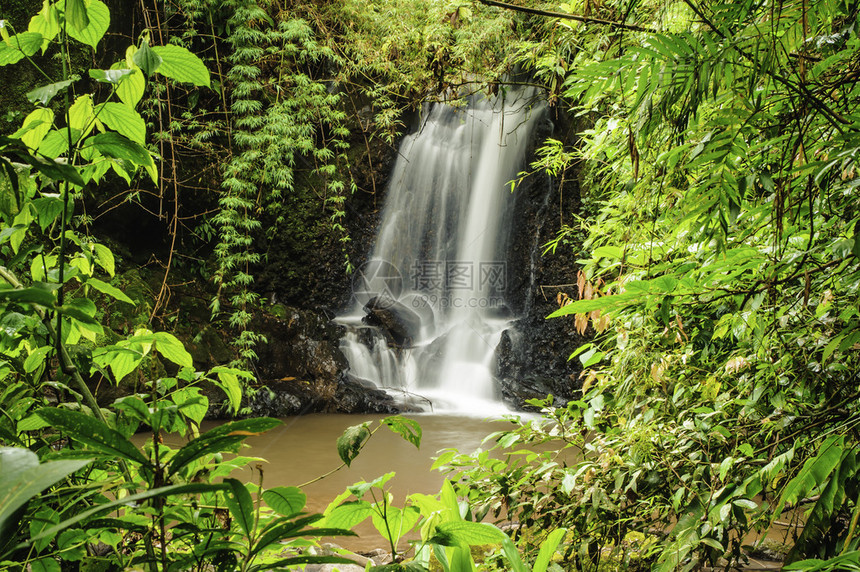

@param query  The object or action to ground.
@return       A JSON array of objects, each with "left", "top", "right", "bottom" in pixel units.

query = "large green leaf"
[
  {"left": 250, "top": 516, "right": 355, "bottom": 560},
  {"left": 66, "top": 0, "right": 109, "bottom": 48},
  {"left": 19, "top": 108, "right": 54, "bottom": 150},
  {"left": 167, "top": 418, "right": 281, "bottom": 477},
  {"left": 26, "top": 78, "right": 77, "bottom": 106},
  {"left": 0, "top": 447, "right": 91, "bottom": 545},
  {"left": 262, "top": 486, "right": 306, "bottom": 517},
  {"left": 132, "top": 40, "right": 162, "bottom": 75},
  {"left": 224, "top": 478, "right": 254, "bottom": 536},
  {"left": 777, "top": 436, "right": 845, "bottom": 514},
  {"left": 152, "top": 44, "right": 210, "bottom": 87},
  {"left": 247, "top": 555, "right": 358, "bottom": 572},
  {"left": 113, "top": 64, "right": 145, "bottom": 107},
  {"left": 15, "top": 153, "right": 84, "bottom": 186},
  {"left": 86, "top": 132, "right": 151, "bottom": 166},
  {"left": 324, "top": 501, "right": 374, "bottom": 529},
  {"left": 533, "top": 527, "right": 567, "bottom": 572},
  {"left": 95, "top": 102, "right": 146, "bottom": 144},
  {"left": 23, "top": 482, "right": 229, "bottom": 549},
  {"left": 88, "top": 68, "right": 133, "bottom": 85},
  {"left": 64, "top": 0, "right": 90, "bottom": 31},
  {"left": 36, "top": 408, "right": 150, "bottom": 466},
  {"left": 435, "top": 521, "right": 509, "bottom": 546},
  {"left": 0, "top": 285, "right": 56, "bottom": 307},
  {"left": 86, "top": 277, "right": 135, "bottom": 305},
  {"left": 153, "top": 332, "right": 193, "bottom": 368},
  {"left": 27, "top": 3, "right": 59, "bottom": 51},
  {"left": 0, "top": 32, "right": 43, "bottom": 66},
  {"left": 370, "top": 504, "right": 420, "bottom": 547}
]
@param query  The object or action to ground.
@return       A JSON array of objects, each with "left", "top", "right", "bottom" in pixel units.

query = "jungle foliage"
[{"left": 433, "top": 0, "right": 860, "bottom": 570}]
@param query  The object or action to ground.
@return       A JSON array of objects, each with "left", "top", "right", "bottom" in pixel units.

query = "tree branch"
[{"left": 475, "top": 0, "right": 659, "bottom": 34}]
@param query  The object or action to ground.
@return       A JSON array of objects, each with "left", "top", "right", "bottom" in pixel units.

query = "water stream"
[{"left": 339, "top": 90, "right": 545, "bottom": 414}]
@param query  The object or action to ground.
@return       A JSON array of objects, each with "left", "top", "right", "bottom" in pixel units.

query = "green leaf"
[
  {"left": 547, "top": 292, "right": 638, "bottom": 318},
  {"left": 66, "top": 0, "right": 109, "bottom": 48},
  {"left": 167, "top": 418, "right": 281, "bottom": 477},
  {"left": 0, "top": 447, "right": 91, "bottom": 543},
  {"left": 28, "top": 4, "right": 60, "bottom": 50},
  {"left": 777, "top": 436, "right": 844, "bottom": 514},
  {"left": 68, "top": 95, "right": 94, "bottom": 138},
  {"left": 20, "top": 108, "right": 54, "bottom": 150},
  {"left": 382, "top": 415, "right": 422, "bottom": 448},
  {"left": 435, "top": 521, "right": 508, "bottom": 545},
  {"left": 533, "top": 528, "right": 567, "bottom": 572},
  {"left": 579, "top": 347, "right": 604, "bottom": 368},
  {"left": 95, "top": 102, "right": 146, "bottom": 144},
  {"left": 132, "top": 40, "right": 162, "bottom": 75},
  {"left": 501, "top": 536, "right": 530, "bottom": 572},
  {"left": 210, "top": 367, "right": 244, "bottom": 415},
  {"left": 30, "top": 557, "right": 60, "bottom": 572},
  {"left": 153, "top": 332, "right": 193, "bottom": 368},
  {"left": 36, "top": 408, "right": 149, "bottom": 466},
  {"left": 337, "top": 422, "right": 371, "bottom": 467},
  {"left": 64, "top": 0, "right": 90, "bottom": 31},
  {"left": 16, "top": 153, "right": 84, "bottom": 186},
  {"left": 23, "top": 346, "right": 52, "bottom": 373},
  {"left": 87, "top": 131, "right": 152, "bottom": 169},
  {"left": 152, "top": 44, "right": 210, "bottom": 87},
  {"left": 37, "top": 129, "right": 74, "bottom": 159},
  {"left": 88, "top": 68, "right": 133, "bottom": 85},
  {"left": 173, "top": 387, "right": 208, "bottom": 425},
  {"left": 57, "top": 297, "right": 99, "bottom": 325},
  {"left": 26, "top": 78, "right": 77, "bottom": 106},
  {"left": 24, "top": 482, "right": 229, "bottom": 549},
  {"left": 87, "top": 277, "right": 134, "bottom": 305},
  {"left": 224, "top": 478, "right": 254, "bottom": 536},
  {"left": 92, "top": 243, "right": 115, "bottom": 276},
  {"left": 263, "top": 487, "right": 306, "bottom": 517},
  {"left": 0, "top": 32, "right": 43, "bottom": 66},
  {"left": 113, "top": 65, "right": 145, "bottom": 107},
  {"left": 247, "top": 555, "right": 358, "bottom": 572},
  {"left": 0, "top": 284, "right": 57, "bottom": 307},
  {"left": 324, "top": 501, "right": 374, "bottom": 529},
  {"left": 371, "top": 505, "right": 420, "bottom": 547}
]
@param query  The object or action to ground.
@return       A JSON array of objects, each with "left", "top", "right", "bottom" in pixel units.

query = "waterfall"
[{"left": 339, "top": 89, "right": 545, "bottom": 414}]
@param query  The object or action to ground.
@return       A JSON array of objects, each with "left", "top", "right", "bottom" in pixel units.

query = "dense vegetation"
[{"left": 1, "top": 0, "right": 859, "bottom": 570}]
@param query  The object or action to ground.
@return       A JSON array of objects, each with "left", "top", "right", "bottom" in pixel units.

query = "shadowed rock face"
[
  {"left": 361, "top": 297, "right": 422, "bottom": 348},
  {"left": 203, "top": 306, "right": 401, "bottom": 418}
]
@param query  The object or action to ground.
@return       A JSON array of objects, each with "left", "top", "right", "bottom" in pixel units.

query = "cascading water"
[{"left": 339, "top": 89, "right": 545, "bottom": 414}]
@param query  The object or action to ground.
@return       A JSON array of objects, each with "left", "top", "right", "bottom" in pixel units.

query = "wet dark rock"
[
  {"left": 361, "top": 297, "right": 422, "bottom": 347},
  {"left": 204, "top": 305, "right": 402, "bottom": 417},
  {"left": 335, "top": 375, "right": 400, "bottom": 414},
  {"left": 494, "top": 110, "right": 584, "bottom": 409}
]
